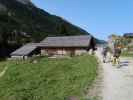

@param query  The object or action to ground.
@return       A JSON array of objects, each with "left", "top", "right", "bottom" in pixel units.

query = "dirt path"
[
  {"left": 0, "top": 66, "right": 8, "bottom": 78},
  {"left": 96, "top": 48, "right": 133, "bottom": 100}
]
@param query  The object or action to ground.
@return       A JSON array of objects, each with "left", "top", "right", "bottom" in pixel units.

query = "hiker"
[
  {"left": 89, "top": 48, "right": 95, "bottom": 55},
  {"left": 112, "top": 46, "right": 122, "bottom": 65},
  {"left": 102, "top": 46, "right": 108, "bottom": 63},
  {"left": 107, "top": 51, "right": 112, "bottom": 62}
]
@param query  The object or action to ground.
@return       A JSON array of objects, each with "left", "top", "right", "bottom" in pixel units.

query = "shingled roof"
[
  {"left": 11, "top": 43, "right": 38, "bottom": 56},
  {"left": 39, "top": 35, "right": 92, "bottom": 47},
  {"left": 124, "top": 33, "right": 133, "bottom": 37}
]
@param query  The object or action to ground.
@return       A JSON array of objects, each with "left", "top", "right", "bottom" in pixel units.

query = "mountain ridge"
[
  {"left": 0, "top": 0, "right": 90, "bottom": 57},
  {"left": 0, "top": 0, "right": 89, "bottom": 41},
  {"left": 16, "top": 0, "right": 31, "bottom": 4}
]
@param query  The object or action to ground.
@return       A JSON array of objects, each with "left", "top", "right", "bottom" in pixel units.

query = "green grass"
[
  {"left": 122, "top": 51, "right": 133, "bottom": 57},
  {"left": 0, "top": 61, "right": 9, "bottom": 72},
  {"left": 0, "top": 55, "right": 98, "bottom": 100}
]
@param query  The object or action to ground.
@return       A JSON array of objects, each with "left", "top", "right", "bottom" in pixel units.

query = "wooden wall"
[{"left": 41, "top": 47, "right": 87, "bottom": 56}]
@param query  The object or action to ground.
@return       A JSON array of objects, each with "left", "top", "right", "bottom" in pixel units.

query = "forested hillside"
[{"left": 0, "top": 0, "right": 89, "bottom": 57}]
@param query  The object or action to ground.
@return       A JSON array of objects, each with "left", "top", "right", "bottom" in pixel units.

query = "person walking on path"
[
  {"left": 102, "top": 46, "right": 108, "bottom": 63},
  {"left": 112, "top": 46, "right": 122, "bottom": 66},
  {"left": 96, "top": 48, "right": 133, "bottom": 100}
]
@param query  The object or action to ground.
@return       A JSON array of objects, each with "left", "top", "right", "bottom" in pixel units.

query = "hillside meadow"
[{"left": 0, "top": 55, "right": 98, "bottom": 100}]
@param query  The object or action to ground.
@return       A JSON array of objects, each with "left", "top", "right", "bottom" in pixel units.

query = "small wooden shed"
[{"left": 10, "top": 43, "right": 40, "bottom": 59}]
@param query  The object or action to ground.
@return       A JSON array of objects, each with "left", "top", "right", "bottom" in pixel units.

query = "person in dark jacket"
[
  {"left": 102, "top": 47, "right": 108, "bottom": 63},
  {"left": 112, "top": 46, "right": 121, "bottom": 65}
]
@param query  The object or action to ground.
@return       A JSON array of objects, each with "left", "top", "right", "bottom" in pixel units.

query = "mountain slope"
[
  {"left": 0, "top": 0, "right": 90, "bottom": 57},
  {"left": 0, "top": 0, "right": 89, "bottom": 42}
]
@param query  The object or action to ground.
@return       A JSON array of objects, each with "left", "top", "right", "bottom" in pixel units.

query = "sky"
[{"left": 32, "top": 0, "right": 133, "bottom": 40}]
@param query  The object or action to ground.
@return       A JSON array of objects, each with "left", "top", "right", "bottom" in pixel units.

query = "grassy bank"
[
  {"left": 122, "top": 51, "right": 133, "bottom": 57},
  {"left": 0, "top": 60, "right": 9, "bottom": 72},
  {"left": 0, "top": 55, "right": 98, "bottom": 100}
]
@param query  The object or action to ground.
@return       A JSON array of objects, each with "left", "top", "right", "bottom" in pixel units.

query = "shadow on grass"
[
  {"left": 119, "top": 61, "right": 130, "bottom": 67},
  {"left": 0, "top": 57, "right": 6, "bottom": 62}
]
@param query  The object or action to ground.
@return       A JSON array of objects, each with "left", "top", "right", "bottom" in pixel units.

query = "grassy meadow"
[
  {"left": 122, "top": 51, "right": 133, "bottom": 57},
  {"left": 0, "top": 55, "right": 98, "bottom": 100}
]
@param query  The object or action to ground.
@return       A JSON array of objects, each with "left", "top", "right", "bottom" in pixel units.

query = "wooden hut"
[{"left": 38, "top": 35, "right": 96, "bottom": 56}]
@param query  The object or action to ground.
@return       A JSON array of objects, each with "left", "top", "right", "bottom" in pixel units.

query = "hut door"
[{"left": 70, "top": 49, "right": 75, "bottom": 57}]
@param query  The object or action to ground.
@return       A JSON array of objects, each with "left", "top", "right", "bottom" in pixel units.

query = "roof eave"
[{"left": 38, "top": 45, "right": 89, "bottom": 48}]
